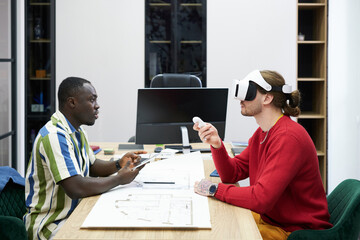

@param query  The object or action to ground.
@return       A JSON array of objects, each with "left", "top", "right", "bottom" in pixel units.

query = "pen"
[{"left": 143, "top": 181, "right": 175, "bottom": 184}]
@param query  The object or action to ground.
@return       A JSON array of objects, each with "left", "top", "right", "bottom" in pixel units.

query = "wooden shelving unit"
[
  {"left": 25, "top": 0, "right": 56, "bottom": 166},
  {"left": 297, "top": 0, "right": 327, "bottom": 190}
]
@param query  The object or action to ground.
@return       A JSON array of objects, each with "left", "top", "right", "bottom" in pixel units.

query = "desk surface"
[{"left": 54, "top": 142, "right": 262, "bottom": 240}]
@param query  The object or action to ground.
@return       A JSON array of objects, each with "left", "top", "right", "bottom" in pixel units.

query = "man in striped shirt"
[{"left": 24, "top": 77, "right": 145, "bottom": 240}]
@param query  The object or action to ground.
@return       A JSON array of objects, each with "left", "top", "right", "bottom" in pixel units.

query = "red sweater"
[{"left": 212, "top": 116, "right": 332, "bottom": 232}]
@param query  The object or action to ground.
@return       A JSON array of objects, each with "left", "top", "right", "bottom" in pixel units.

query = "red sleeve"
[
  {"left": 214, "top": 134, "right": 304, "bottom": 214},
  {"left": 211, "top": 141, "right": 250, "bottom": 183}
]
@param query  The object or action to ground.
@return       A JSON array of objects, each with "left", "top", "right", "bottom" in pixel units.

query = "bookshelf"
[
  {"left": 145, "top": 0, "right": 206, "bottom": 87},
  {"left": 25, "top": 0, "right": 56, "bottom": 165},
  {"left": 297, "top": 0, "right": 327, "bottom": 190}
]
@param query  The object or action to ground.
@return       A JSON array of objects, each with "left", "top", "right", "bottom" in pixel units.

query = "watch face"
[{"left": 209, "top": 184, "right": 217, "bottom": 195}]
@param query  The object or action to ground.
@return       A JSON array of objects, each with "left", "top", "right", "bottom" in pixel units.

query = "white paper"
[{"left": 81, "top": 152, "right": 211, "bottom": 229}]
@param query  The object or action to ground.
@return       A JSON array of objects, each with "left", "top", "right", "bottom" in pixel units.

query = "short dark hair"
[{"left": 58, "top": 77, "right": 91, "bottom": 110}]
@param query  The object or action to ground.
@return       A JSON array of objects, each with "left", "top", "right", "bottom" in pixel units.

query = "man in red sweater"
[{"left": 193, "top": 70, "right": 332, "bottom": 239}]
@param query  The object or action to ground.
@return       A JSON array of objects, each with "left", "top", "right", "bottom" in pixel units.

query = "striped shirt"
[{"left": 24, "top": 110, "right": 96, "bottom": 240}]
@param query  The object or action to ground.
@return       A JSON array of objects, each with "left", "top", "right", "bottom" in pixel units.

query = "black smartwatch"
[
  {"left": 115, "top": 160, "right": 121, "bottom": 170},
  {"left": 209, "top": 183, "right": 218, "bottom": 196}
]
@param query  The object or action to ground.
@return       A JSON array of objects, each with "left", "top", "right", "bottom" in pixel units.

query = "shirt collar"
[{"left": 53, "top": 110, "right": 80, "bottom": 134}]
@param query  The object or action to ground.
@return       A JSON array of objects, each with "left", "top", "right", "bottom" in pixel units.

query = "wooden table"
[{"left": 54, "top": 142, "right": 262, "bottom": 240}]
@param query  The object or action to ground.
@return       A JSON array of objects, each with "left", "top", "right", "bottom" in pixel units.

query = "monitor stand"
[{"left": 180, "top": 126, "right": 191, "bottom": 154}]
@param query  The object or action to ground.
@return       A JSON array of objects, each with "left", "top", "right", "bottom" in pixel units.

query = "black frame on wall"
[{"left": 145, "top": 0, "right": 207, "bottom": 87}]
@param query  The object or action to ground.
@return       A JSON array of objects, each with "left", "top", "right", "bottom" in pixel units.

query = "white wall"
[
  {"left": 207, "top": 0, "right": 296, "bottom": 142},
  {"left": 328, "top": 0, "right": 360, "bottom": 192},
  {"left": 56, "top": 0, "right": 145, "bottom": 142},
  {"left": 56, "top": 0, "right": 296, "bottom": 144}
]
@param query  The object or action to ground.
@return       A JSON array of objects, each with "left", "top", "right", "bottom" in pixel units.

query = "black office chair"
[
  {"left": 128, "top": 136, "right": 136, "bottom": 143},
  {"left": 150, "top": 73, "right": 202, "bottom": 88}
]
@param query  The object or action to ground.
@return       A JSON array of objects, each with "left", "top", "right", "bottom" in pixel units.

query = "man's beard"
[{"left": 241, "top": 104, "right": 262, "bottom": 117}]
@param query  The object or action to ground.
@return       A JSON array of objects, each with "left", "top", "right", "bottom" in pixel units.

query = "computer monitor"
[{"left": 135, "top": 88, "right": 228, "bottom": 145}]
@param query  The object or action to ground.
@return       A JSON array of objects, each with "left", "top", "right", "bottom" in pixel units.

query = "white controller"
[{"left": 192, "top": 116, "right": 206, "bottom": 128}]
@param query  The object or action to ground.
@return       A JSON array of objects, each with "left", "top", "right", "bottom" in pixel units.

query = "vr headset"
[{"left": 232, "top": 70, "right": 292, "bottom": 101}]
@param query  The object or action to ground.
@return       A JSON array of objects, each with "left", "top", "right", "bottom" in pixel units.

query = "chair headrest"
[{"left": 151, "top": 73, "right": 202, "bottom": 87}]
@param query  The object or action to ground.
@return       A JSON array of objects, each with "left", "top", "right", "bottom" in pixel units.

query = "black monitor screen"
[{"left": 135, "top": 88, "right": 228, "bottom": 144}]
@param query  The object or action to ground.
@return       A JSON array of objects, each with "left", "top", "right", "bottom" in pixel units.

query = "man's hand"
[
  {"left": 116, "top": 160, "right": 143, "bottom": 185},
  {"left": 60, "top": 159, "right": 143, "bottom": 199},
  {"left": 194, "top": 178, "right": 215, "bottom": 197},
  {"left": 193, "top": 122, "right": 222, "bottom": 149},
  {"left": 119, "top": 151, "right": 147, "bottom": 168}
]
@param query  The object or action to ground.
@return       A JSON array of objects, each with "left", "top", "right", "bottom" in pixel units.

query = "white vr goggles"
[{"left": 232, "top": 70, "right": 292, "bottom": 101}]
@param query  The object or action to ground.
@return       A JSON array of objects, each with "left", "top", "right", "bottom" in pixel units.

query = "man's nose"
[{"left": 95, "top": 102, "right": 100, "bottom": 109}]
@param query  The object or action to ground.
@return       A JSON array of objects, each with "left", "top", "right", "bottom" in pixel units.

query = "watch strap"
[{"left": 115, "top": 160, "right": 121, "bottom": 170}]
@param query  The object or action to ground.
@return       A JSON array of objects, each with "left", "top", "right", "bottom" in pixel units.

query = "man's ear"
[
  {"left": 263, "top": 93, "right": 274, "bottom": 105},
  {"left": 67, "top": 97, "right": 76, "bottom": 109}
]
